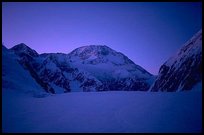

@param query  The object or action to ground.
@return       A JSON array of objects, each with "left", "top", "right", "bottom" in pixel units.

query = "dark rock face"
[
  {"left": 151, "top": 29, "right": 202, "bottom": 92},
  {"left": 11, "top": 43, "right": 39, "bottom": 57},
  {"left": 101, "top": 78, "right": 150, "bottom": 91},
  {"left": 68, "top": 45, "right": 154, "bottom": 91},
  {"left": 23, "top": 61, "right": 56, "bottom": 94},
  {"left": 10, "top": 45, "right": 70, "bottom": 93},
  {"left": 9, "top": 44, "right": 154, "bottom": 93}
]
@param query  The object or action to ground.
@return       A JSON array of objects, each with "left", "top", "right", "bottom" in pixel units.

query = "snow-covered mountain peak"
[
  {"left": 67, "top": 45, "right": 153, "bottom": 84},
  {"left": 68, "top": 45, "right": 137, "bottom": 66},
  {"left": 69, "top": 45, "right": 113, "bottom": 59},
  {"left": 4, "top": 43, "right": 154, "bottom": 92},
  {"left": 10, "top": 43, "right": 39, "bottom": 57},
  {"left": 10, "top": 43, "right": 29, "bottom": 51}
]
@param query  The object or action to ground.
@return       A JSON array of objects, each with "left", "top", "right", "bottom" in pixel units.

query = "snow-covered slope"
[
  {"left": 150, "top": 29, "right": 202, "bottom": 91},
  {"left": 10, "top": 44, "right": 59, "bottom": 94},
  {"left": 2, "top": 45, "right": 47, "bottom": 97},
  {"left": 10, "top": 44, "right": 154, "bottom": 93},
  {"left": 68, "top": 45, "right": 151, "bottom": 79},
  {"left": 68, "top": 45, "right": 154, "bottom": 91},
  {"left": 11, "top": 43, "right": 39, "bottom": 57},
  {"left": 37, "top": 53, "right": 103, "bottom": 92},
  {"left": 2, "top": 90, "right": 202, "bottom": 133}
]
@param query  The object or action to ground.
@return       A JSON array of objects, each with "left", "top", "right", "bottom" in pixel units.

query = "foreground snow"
[{"left": 2, "top": 90, "right": 202, "bottom": 133}]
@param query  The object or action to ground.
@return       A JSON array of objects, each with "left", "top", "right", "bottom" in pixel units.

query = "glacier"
[
  {"left": 2, "top": 29, "right": 202, "bottom": 133},
  {"left": 2, "top": 88, "right": 202, "bottom": 133}
]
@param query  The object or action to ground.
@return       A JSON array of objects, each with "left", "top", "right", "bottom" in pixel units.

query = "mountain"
[
  {"left": 36, "top": 52, "right": 103, "bottom": 92},
  {"left": 2, "top": 45, "right": 47, "bottom": 97},
  {"left": 11, "top": 43, "right": 39, "bottom": 57},
  {"left": 8, "top": 44, "right": 154, "bottom": 93},
  {"left": 68, "top": 45, "right": 154, "bottom": 91},
  {"left": 150, "top": 29, "right": 202, "bottom": 92},
  {"left": 68, "top": 45, "right": 152, "bottom": 79}
]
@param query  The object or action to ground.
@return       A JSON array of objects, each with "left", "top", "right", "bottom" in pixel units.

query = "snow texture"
[
  {"left": 8, "top": 44, "right": 154, "bottom": 93},
  {"left": 2, "top": 45, "right": 47, "bottom": 97},
  {"left": 150, "top": 29, "right": 202, "bottom": 91},
  {"left": 2, "top": 89, "right": 202, "bottom": 133}
]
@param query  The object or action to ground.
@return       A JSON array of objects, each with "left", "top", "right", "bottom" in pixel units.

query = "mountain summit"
[
  {"left": 3, "top": 29, "right": 202, "bottom": 93},
  {"left": 7, "top": 44, "right": 154, "bottom": 93},
  {"left": 67, "top": 45, "right": 154, "bottom": 91},
  {"left": 10, "top": 43, "right": 39, "bottom": 57},
  {"left": 68, "top": 45, "right": 152, "bottom": 78},
  {"left": 68, "top": 45, "right": 135, "bottom": 65}
]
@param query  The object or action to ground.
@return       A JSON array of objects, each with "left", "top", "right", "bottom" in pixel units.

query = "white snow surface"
[
  {"left": 68, "top": 45, "right": 152, "bottom": 80},
  {"left": 2, "top": 89, "right": 202, "bottom": 133}
]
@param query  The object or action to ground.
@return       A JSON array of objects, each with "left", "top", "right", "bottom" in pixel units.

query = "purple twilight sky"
[{"left": 2, "top": 2, "right": 202, "bottom": 75}]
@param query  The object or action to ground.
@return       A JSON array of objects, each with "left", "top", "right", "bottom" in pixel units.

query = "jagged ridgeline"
[
  {"left": 2, "top": 29, "right": 202, "bottom": 93},
  {"left": 150, "top": 29, "right": 202, "bottom": 92},
  {"left": 7, "top": 44, "right": 154, "bottom": 93}
]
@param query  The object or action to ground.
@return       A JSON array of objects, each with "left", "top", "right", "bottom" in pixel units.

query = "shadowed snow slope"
[
  {"left": 2, "top": 89, "right": 202, "bottom": 133},
  {"left": 2, "top": 45, "right": 46, "bottom": 97},
  {"left": 150, "top": 29, "right": 202, "bottom": 91}
]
